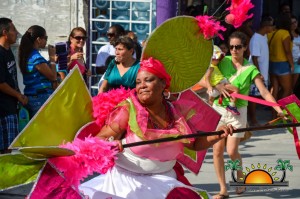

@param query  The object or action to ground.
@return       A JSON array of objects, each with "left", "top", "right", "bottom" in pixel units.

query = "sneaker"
[{"left": 226, "top": 105, "right": 240, "bottom": 115}]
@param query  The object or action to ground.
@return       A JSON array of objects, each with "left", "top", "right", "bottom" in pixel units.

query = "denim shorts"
[
  {"left": 249, "top": 81, "right": 268, "bottom": 97},
  {"left": 26, "top": 92, "right": 52, "bottom": 118},
  {"left": 269, "top": 61, "right": 291, "bottom": 75}
]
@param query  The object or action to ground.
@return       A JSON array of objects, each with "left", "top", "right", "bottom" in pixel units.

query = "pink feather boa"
[
  {"left": 92, "top": 86, "right": 131, "bottom": 128},
  {"left": 49, "top": 136, "right": 119, "bottom": 189}
]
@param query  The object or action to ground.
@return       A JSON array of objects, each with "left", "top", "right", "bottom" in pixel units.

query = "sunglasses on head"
[
  {"left": 73, "top": 36, "right": 87, "bottom": 41},
  {"left": 106, "top": 32, "right": 116, "bottom": 37},
  {"left": 230, "top": 45, "right": 243, "bottom": 50}
]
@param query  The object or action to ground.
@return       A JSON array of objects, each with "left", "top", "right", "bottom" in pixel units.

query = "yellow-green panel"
[
  {"left": 142, "top": 16, "right": 213, "bottom": 93},
  {"left": 10, "top": 68, "right": 93, "bottom": 148}
]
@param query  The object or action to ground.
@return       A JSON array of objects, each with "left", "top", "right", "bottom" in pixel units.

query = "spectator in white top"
[
  {"left": 95, "top": 24, "right": 125, "bottom": 74},
  {"left": 248, "top": 16, "right": 274, "bottom": 126},
  {"left": 291, "top": 15, "right": 300, "bottom": 87}
]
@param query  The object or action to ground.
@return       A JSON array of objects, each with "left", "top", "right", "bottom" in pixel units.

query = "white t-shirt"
[
  {"left": 249, "top": 33, "right": 269, "bottom": 82},
  {"left": 292, "top": 35, "right": 300, "bottom": 62},
  {"left": 95, "top": 44, "right": 115, "bottom": 68}
]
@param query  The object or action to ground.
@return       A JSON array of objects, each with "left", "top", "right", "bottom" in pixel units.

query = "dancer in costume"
[
  {"left": 79, "top": 57, "right": 234, "bottom": 199},
  {"left": 212, "top": 32, "right": 284, "bottom": 199}
]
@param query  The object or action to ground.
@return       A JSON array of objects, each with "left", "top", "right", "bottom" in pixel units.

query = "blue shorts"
[
  {"left": 293, "top": 62, "right": 300, "bottom": 74},
  {"left": 269, "top": 61, "right": 291, "bottom": 75},
  {"left": 249, "top": 81, "right": 268, "bottom": 97},
  {"left": 0, "top": 114, "right": 19, "bottom": 151},
  {"left": 26, "top": 92, "right": 52, "bottom": 118}
]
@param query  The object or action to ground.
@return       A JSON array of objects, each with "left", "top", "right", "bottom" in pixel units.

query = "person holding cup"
[{"left": 66, "top": 27, "right": 91, "bottom": 84}]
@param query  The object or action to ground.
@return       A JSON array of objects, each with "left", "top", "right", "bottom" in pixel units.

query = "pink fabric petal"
[{"left": 29, "top": 163, "right": 82, "bottom": 199}]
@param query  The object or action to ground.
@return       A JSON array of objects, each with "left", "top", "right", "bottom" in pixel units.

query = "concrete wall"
[{"left": 0, "top": 0, "right": 88, "bottom": 92}]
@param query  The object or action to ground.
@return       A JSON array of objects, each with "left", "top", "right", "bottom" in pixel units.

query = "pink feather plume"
[
  {"left": 195, "top": 15, "right": 226, "bottom": 40},
  {"left": 195, "top": 0, "right": 254, "bottom": 40},
  {"left": 49, "top": 136, "right": 119, "bottom": 188},
  {"left": 92, "top": 86, "right": 131, "bottom": 128},
  {"left": 226, "top": 0, "right": 254, "bottom": 28}
]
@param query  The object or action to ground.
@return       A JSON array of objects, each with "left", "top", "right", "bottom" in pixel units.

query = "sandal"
[
  {"left": 213, "top": 193, "right": 229, "bottom": 199},
  {"left": 236, "top": 186, "right": 246, "bottom": 195}
]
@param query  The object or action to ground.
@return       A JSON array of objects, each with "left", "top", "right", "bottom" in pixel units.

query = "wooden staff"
[{"left": 123, "top": 122, "right": 300, "bottom": 148}]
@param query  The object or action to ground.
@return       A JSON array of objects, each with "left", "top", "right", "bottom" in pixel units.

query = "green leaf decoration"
[
  {"left": 142, "top": 16, "right": 213, "bottom": 92},
  {"left": 0, "top": 154, "right": 45, "bottom": 190},
  {"left": 286, "top": 103, "right": 300, "bottom": 122}
]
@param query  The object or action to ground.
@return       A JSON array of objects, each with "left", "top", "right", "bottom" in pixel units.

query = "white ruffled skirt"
[{"left": 79, "top": 166, "right": 210, "bottom": 199}]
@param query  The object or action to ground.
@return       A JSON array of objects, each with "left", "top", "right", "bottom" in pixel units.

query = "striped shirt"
[{"left": 23, "top": 49, "right": 53, "bottom": 95}]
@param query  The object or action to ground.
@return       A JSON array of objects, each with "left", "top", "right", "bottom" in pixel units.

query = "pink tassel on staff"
[{"left": 50, "top": 136, "right": 119, "bottom": 188}]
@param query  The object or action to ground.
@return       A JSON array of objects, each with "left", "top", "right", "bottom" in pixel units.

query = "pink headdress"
[{"left": 139, "top": 57, "right": 171, "bottom": 89}]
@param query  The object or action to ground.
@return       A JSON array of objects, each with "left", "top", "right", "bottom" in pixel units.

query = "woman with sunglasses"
[
  {"left": 66, "top": 27, "right": 91, "bottom": 83},
  {"left": 211, "top": 31, "right": 284, "bottom": 199},
  {"left": 18, "top": 25, "right": 57, "bottom": 118}
]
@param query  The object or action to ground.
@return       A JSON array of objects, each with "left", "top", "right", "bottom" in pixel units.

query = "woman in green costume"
[{"left": 212, "top": 31, "right": 284, "bottom": 199}]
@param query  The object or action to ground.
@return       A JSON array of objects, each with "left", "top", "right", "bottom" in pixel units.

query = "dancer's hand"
[
  {"left": 112, "top": 140, "right": 123, "bottom": 153},
  {"left": 217, "top": 124, "right": 234, "bottom": 138},
  {"left": 277, "top": 111, "right": 289, "bottom": 121}
]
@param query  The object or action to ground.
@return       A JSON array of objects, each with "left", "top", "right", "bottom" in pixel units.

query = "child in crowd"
[
  {"left": 219, "top": 42, "right": 230, "bottom": 55},
  {"left": 199, "top": 45, "right": 240, "bottom": 115}
]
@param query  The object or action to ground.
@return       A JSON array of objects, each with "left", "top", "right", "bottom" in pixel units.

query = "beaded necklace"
[{"left": 147, "top": 100, "right": 174, "bottom": 130}]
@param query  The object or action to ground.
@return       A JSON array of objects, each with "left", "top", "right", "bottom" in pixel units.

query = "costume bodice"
[{"left": 106, "top": 90, "right": 193, "bottom": 162}]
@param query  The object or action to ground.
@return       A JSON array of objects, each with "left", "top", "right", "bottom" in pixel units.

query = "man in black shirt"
[{"left": 0, "top": 18, "right": 28, "bottom": 153}]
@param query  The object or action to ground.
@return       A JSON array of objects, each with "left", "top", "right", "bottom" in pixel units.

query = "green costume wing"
[
  {"left": 10, "top": 68, "right": 93, "bottom": 148},
  {"left": 0, "top": 68, "right": 92, "bottom": 191},
  {"left": 142, "top": 16, "right": 213, "bottom": 93}
]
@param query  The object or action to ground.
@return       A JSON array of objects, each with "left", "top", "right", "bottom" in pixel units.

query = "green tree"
[
  {"left": 224, "top": 159, "right": 243, "bottom": 182},
  {"left": 274, "top": 159, "right": 293, "bottom": 182}
]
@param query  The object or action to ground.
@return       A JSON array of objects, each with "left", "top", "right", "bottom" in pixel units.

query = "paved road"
[
  {"left": 186, "top": 106, "right": 300, "bottom": 198},
  {"left": 1, "top": 106, "right": 300, "bottom": 198}
]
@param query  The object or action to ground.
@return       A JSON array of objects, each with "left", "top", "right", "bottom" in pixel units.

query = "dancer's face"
[{"left": 136, "top": 71, "right": 165, "bottom": 106}]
